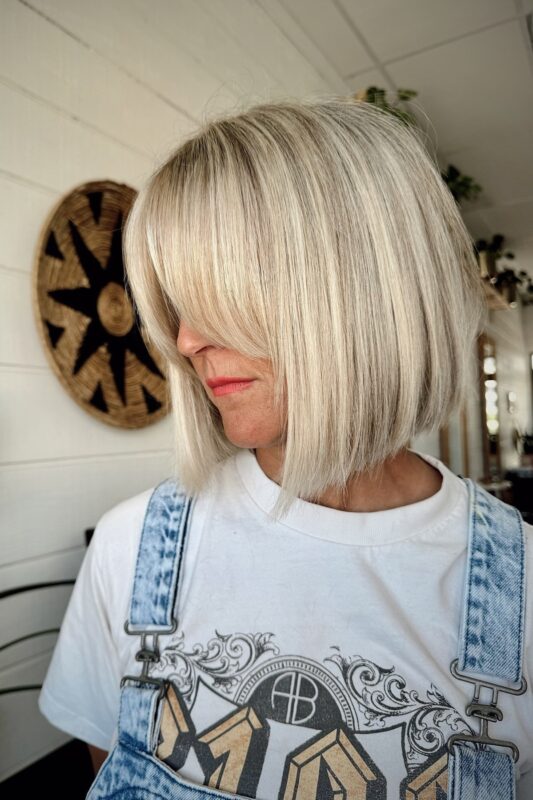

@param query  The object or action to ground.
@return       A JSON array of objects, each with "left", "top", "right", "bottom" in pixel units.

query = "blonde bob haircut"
[{"left": 124, "top": 94, "right": 487, "bottom": 521}]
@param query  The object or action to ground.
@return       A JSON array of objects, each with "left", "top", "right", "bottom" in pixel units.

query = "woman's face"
[{"left": 176, "top": 320, "right": 286, "bottom": 450}]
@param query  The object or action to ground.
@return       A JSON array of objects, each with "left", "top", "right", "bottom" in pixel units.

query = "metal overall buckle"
[
  {"left": 120, "top": 617, "right": 178, "bottom": 696},
  {"left": 447, "top": 658, "right": 527, "bottom": 762}
]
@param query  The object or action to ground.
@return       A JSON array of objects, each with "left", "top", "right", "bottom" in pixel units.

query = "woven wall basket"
[{"left": 33, "top": 179, "right": 169, "bottom": 429}]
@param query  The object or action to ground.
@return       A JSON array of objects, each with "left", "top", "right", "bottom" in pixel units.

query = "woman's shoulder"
[
  {"left": 90, "top": 482, "right": 160, "bottom": 561},
  {"left": 89, "top": 471, "right": 208, "bottom": 561}
]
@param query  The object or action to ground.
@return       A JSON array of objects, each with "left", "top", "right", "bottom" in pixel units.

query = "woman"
[{"left": 38, "top": 96, "right": 533, "bottom": 799}]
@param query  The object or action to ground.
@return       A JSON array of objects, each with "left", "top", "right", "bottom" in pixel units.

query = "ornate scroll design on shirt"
[
  {"left": 326, "top": 649, "right": 421, "bottom": 723},
  {"left": 326, "top": 647, "right": 471, "bottom": 769},
  {"left": 405, "top": 695, "right": 469, "bottom": 768},
  {"left": 151, "top": 630, "right": 280, "bottom": 701}
]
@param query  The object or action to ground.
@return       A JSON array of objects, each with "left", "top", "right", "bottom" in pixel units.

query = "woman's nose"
[{"left": 176, "top": 320, "right": 213, "bottom": 358}]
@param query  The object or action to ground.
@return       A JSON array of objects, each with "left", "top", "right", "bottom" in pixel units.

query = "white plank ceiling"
[
  {"left": 279, "top": 0, "right": 533, "bottom": 274},
  {"left": 18, "top": 0, "right": 533, "bottom": 276}
]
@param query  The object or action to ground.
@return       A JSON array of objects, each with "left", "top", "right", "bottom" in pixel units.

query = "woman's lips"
[
  {"left": 205, "top": 377, "right": 256, "bottom": 397},
  {"left": 210, "top": 380, "right": 255, "bottom": 397}
]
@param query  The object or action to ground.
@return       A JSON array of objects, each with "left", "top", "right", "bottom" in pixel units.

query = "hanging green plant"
[{"left": 441, "top": 164, "right": 482, "bottom": 203}]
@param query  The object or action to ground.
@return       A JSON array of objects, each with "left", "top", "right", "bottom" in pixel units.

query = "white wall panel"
[
  {"left": 2, "top": 368, "right": 172, "bottom": 463},
  {"left": 1, "top": 451, "right": 171, "bottom": 565},
  {"left": 27, "top": 0, "right": 240, "bottom": 118},
  {"left": 0, "top": 546, "right": 85, "bottom": 598},
  {"left": 0, "top": 267, "right": 47, "bottom": 366},
  {"left": 0, "top": 174, "right": 58, "bottom": 273},
  {"left": 0, "top": 83, "right": 152, "bottom": 192},
  {"left": 1, "top": 0, "right": 194, "bottom": 159}
]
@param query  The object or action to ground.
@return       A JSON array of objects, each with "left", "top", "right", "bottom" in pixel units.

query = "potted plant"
[
  {"left": 441, "top": 164, "right": 482, "bottom": 204},
  {"left": 353, "top": 86, "right": 418, "bottom": 127},
  {"left": 475, "top": 234, "right": 514, "bottom": 282},
  {"left": 492, "top": 268, "right": 522, "bottom": 306}
]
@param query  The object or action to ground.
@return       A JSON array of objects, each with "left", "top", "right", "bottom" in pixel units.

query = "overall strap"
[
  {"left": 118, "top": 477, "right": 194, "bottom": 754},
  {"left": 448, "top": 478, "right": 527, "bottom": 800}
]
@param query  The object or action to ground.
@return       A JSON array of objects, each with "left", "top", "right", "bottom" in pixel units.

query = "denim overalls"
[{"left": 86, "top": 474, "right": 527, "bottom": 800}]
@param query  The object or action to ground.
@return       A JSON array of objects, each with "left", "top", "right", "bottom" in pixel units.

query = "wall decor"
[{"left": 33, "top": 179, "right": 169, "bottom": 429}]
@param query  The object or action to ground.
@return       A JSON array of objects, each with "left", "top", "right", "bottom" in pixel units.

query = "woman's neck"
[{"left": 253, "top": 446, "right": 443, "bottom": 512}]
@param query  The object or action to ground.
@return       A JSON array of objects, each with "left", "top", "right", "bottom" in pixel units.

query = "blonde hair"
[{"left": 123, "top": 94, "right": 487, "bottom": 520}]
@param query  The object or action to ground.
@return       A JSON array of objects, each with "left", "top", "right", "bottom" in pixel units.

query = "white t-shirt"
[{"left": 38, "top": 448, "right": 533, "bottom": 798}]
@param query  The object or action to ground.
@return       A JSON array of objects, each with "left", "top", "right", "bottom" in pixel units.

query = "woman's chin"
[
  {"left": 222, "top": 423, "right": 279, "bottom": 451},
  {"left": 224, "top": 431, "right": 264, "bottom": 449}
]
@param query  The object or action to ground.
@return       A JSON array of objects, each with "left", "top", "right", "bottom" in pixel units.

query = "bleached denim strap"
[
  {"left": 128, "top": 477, "right": 193, "bottom": 629},
  {"left": 448, "top": 478, "right": 527, "bottom": 800},
  {"left": 448, "top": 747, "right": 516, "bottom": 800},
  {"left": 119, "top": 478, "right": 194, "bottom": 753}
]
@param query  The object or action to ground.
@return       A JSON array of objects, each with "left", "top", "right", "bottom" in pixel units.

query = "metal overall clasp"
[
  {"left": 447, "top": 658, "right": 527, "bottom": 762},
  {"left": 120, "top": 617, "right": 178, "bottom": 695}
]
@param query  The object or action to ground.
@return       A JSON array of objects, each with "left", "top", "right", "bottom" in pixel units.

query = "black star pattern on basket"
[{"left": 47, "top": 206, "right": 164, "bottom": 408}]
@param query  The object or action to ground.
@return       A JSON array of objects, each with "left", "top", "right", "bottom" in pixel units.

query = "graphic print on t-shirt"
[{"left": 150, "top": 629, "right": 471, "bottom": 800}]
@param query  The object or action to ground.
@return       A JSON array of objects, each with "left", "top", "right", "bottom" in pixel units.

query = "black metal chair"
[{"left": 0, "top": 529, "right": 96, "bottom": 794}]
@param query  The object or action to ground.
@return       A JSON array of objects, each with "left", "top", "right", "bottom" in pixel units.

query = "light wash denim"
[
  {"left": 85, "top": 475, "right": 526, "bottom": 800},
  {"left": 446, "top": 478, "right": 526, "bottom": 800},
  {"left": 457, "top": 478, "right": 525, "bottom": 682}
]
